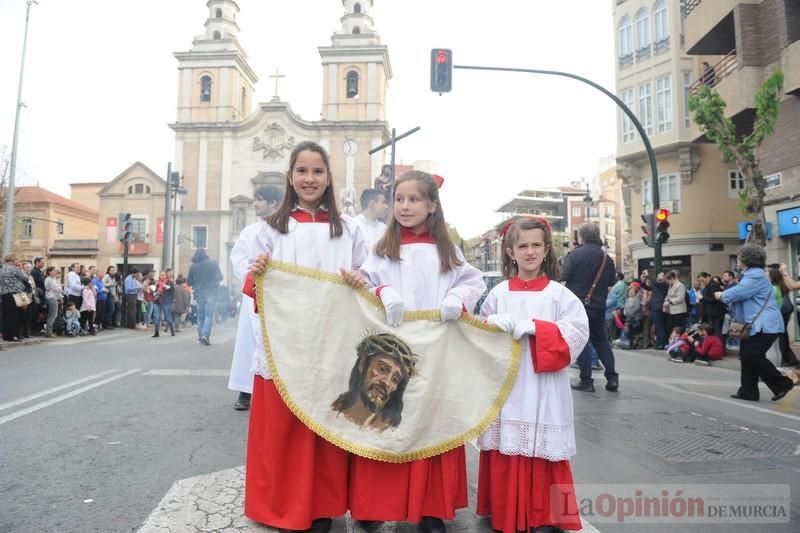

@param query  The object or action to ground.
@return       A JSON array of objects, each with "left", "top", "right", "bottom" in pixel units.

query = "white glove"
[
  {"left": 512, "top": 319, "right": 536, "bottom": 340},
  {"left": 486, "top": 313, "right": 516, "bottom": 333},
  {"left": 379, "top": 286, "right": 404, "bottom": 327},
  {"left": 440, "top": 293, "right": 464, "bottom": 321}
]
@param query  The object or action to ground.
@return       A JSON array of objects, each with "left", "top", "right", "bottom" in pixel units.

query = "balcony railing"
[
  {"left": 684, "top": 0, "right": 702, "bottom": 16},
  {"left": 689, "top": 49, "right": 737, "bottom": 94}
]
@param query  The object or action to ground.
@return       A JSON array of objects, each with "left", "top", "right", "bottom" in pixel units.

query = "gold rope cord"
[{"left": 256, "top": 259, "right": 521, "bottom": 463}]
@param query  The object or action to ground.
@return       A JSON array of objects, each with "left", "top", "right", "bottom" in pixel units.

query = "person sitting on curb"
[
  {"left": 666, "top": 326, "right": 690, "bottom": 362},
  {"left": 688, "top": 323, "right": 725, "bottom": 365}
]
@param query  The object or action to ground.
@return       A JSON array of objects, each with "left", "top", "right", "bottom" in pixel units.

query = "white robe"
[
  {"left": 228, "top": 220, "right": 266, "bottom": 394},
  {"left": 359, "top": 240, "right": 486, "bottom": 312},
  {"left": 354, "top": 213, "right": 387, "bottom": 252},
  {"left": 249, "top": 213, "right": 367, "bottom": 379},
  {"left": 477, "top": 278, "right": 589, "bottom": 461}
]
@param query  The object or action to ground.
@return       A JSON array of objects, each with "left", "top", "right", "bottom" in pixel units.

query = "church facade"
[{"left": 170, "top": 0, "right": 392, "bottom": 281}]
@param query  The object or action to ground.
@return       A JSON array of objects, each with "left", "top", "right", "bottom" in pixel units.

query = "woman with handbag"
[
  {"left": 769, "top": 266, "right": 800, "bottom": 367},
  {"left": 0, "top": 254, "right": 32, "bottom": 342},
  {"left": 44, "top": 266, "right": 64, "bottom": 337},
  {"left": 715, "top": 244, "right": 794, "bottom": 402}
]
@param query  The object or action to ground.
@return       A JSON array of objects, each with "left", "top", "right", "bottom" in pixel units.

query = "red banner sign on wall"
[
  {"left": 156, "top": 217, "right": 164, "bottom": 244},
  {"left": 106, "top": 217, "right": 118, "bottom": 244}
]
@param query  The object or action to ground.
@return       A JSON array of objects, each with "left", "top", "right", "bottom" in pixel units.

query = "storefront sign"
[
  {"left": 738, "top": 221, "right": 773, "bottom": 240},
  {"left": 776, "top": 207, "right": 800, "bottom": 237}
]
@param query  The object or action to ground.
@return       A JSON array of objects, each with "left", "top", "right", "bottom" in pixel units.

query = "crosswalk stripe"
[
  {"left": 0, "top": 369, "right": 141, "bottom": 426},
  {"left": 0, "top": 369, "right": 119, "bottom": 412}
]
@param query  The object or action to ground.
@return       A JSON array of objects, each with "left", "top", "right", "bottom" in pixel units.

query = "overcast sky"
[{"left": 0, "top": 0, "right": 616, "bottom": 237}]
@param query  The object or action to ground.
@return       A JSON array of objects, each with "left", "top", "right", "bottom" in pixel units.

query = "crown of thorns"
[{"left": 356, "top": 332, "right": 419, "bottom": 378}]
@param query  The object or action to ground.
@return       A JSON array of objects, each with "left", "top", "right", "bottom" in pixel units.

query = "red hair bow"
[
  {"left": 432, "top": 174, "right": 445, "bottom": 189},
  {"left": 499, "top": 216, "right": 551, "bottom": 239}
]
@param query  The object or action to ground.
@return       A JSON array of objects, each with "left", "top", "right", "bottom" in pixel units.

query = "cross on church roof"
[{"left": 269, "top": 68, "right": 285, "bottom": 101}]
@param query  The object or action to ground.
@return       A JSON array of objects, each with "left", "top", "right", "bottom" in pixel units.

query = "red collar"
[
  {"left": 290, "top": 210, "right": 330, "bottom": 223},
  {"left": 400, "top": 227, "right": 436, "bottom": 245},
  {"left": 509, "top": 275, "right": 550, "bottom": 292}
]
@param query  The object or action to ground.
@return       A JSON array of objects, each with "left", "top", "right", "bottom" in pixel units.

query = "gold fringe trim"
[{"left": 256, "top": 259, "right": 520, "bottom": 463}]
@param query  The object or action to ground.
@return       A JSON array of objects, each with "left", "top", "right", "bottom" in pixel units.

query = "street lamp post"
[
  {"left": 583, "top": 184, "right": 593, "bottom": 223},
  {"left": 3, "top": 0, "right": 38, "bottom": 258}
]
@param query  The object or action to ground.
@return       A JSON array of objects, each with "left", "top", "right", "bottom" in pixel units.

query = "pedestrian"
[
  {"left": 153, "top": 271, "right": 175, "bottom": 337},
  {"left": 79, "top": 277, "right": 96, "bottom": 335},
  {"left": 643, "top": 270, "right": 669, "bottom": 348},
  {"left": 779, "top": 263, "right": 800, "bottom": 366},
  {"left": 228, "top": 184, "right": 282, "bottom": 411},
  {"left": 354, "top": 188, "right": 388, "bottom": 250},
  {"left": 63, "top": 301, "right": 81, "bottom": 336},
  {"left": 172, "top": 275, "right": 190, "bottom": 331},
  {"left": 562, "top": 223, "right": 619, "bottom": 393},
  {"left": 244, "top": 141, "right": 367, "bottom": 532},
  {"left": 769, "top": 265, "right": 799, "bottom": 366},
  {"left": 699, "top": 272, "right": 725, "bottom": 345},
  {"left": 0, "top": 254, "right": 31, "bottom": 342},
  {"left": 44, "top": 267, "right": 63, "bottom": 337},
  {"left": 477, "top": 216, "right": 586, "bottom": 533},
  {"left": 102, "top": 266, "right": 119, "bottom": 329},
  {"left": 143, "top": 271, "right": 156, "bottom": 327},
  {"left": 342, "top": 170, "right": 484, "bottom": 533},
  {"left": 701, "top": 61, "right": 716, "bottom": 86},
  {"left": 638, "top": 276, "right": 653, "bottom": 348},
  {"left": 19, "top": 261, "right": 37, "bottom": 338},
  {"left": 65, "top": 262, "right": 83, "bottom": 310},
  {"left": 31, "top": 256, "right": 46, "bottom": 334},
  {"left": 664, "top": 271, "right": 688, "bottom": 333},
  {"left": 92, "top": 270, "right": 108, "bottom": 331},
  {"left": 610, "top": 272, "right": 627, "bottom": 339},
  {"left": 717, "top": 244, "right": 794, "bottom": 402},
  {"left": 187, "top": 248, "right": 222, "bottom": 345},
  {"left": 123, "top": 267, "right": 141, "bottom": 329}
]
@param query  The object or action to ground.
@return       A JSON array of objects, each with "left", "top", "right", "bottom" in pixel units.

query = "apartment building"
[
  {"left": 683, "top": 0, "right": 800, "bottom": 272},
  {"left": 614, "top": 0, "right": 742, "bottom": 280}
]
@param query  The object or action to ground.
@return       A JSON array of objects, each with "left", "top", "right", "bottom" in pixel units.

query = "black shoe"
[
  {"left": 730, "top": 393, "right": 759, "bottom": 402},
  {"left": 772, "top": 386, "right": 793, "bottom": 402},
  {"left": 309, "top": 518, "right": 332, "bottom": 533},
  {"left": 357, "top": 520, "right": 383, "bottom": 532},
  {"left": 171, "top": 331, "right": 175, "bottom": 336},
  {"left": 418, "top": 517, "right": 446, "bottom": 533},
  {"left": 571, "top": 382, "right": 595, "bottom": 393},
  {"left": 233, "top": 393, "right": 251, "bottom": 411},
  {"left": 605, "top": 379, "right": 619, "bottom": 392},
  {"left": 152, "top": 333, "right": 159, "bottom": 338},
  {"left": 531, "top": 526, "right": 567, "bottom": 533}
]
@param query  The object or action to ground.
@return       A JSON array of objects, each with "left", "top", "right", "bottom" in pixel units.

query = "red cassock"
[{"left": 245, "top": 377, "right": 349, "bottom": 529}]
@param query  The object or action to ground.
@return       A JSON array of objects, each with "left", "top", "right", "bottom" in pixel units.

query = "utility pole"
[{"left": 3, "top": 0, "right": 38, "bottom": 257}]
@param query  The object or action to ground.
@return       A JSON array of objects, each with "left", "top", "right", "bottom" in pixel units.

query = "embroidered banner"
[{"left": 256, "top": 260, "right": 520, "bottom": 463}]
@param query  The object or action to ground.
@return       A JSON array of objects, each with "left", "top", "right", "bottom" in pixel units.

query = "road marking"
[
  {"left": 652, "top": 381, "right": 800, "bottom": 422},
  {"left": 0, "top": 369, "right": 119, "bottom": 412},
  {"left": 142, "top": 369, "right": 229, "bottom": 376},
  {"left": 0, "top": 369, "right": 141, "bottom": 426}
]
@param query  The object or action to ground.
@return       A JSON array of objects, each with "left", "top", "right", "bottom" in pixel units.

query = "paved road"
[{"left": 0, "top": 322, "right": 797, "bottom": 532}]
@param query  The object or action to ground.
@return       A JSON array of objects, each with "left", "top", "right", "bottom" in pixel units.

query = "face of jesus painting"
[{"left": 331, "top": 333, "right": 418, "bottom": 433}]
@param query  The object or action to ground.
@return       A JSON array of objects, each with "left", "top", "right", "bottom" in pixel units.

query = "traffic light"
[
  {"left": 656, "top": 208, "right": 670, "bottom": 244},
  {"left": 119, "top": 212, "right": 133, "bottom": 243},
  {"left": 430, "top": 48, "right": 453, "bottom": 93},
  {"left": 640, "top": 212, "right": 654, "bottom": 247}
]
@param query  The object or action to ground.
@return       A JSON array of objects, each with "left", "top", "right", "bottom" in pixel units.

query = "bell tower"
[
  {"left": 173, "top": 0, "right": 258, "bottom": 124},
  {"left": 319, "top": 0, "right": 392, "bottom": 122}
]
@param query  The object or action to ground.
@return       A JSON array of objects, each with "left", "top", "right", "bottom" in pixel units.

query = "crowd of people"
[{"left": 0, "top": 251, "right": 229, "bottom": 344}]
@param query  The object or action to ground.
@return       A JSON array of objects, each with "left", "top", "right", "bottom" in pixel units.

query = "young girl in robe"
[
  {"left": 244, "top": 141, "right": 367, "bottom": 533},
  {"left": 351, "top": 171, "right": 486, "bottom": 533},
  {"left": 478, "top": 217, "right": 589, "bottom": 533}
]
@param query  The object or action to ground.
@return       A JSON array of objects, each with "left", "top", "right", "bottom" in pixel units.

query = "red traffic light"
[
  {"left": 436, "top": 50, "right": 449, "bottom": 64},
  {"left": 656, "top": 208, "right": 670, "bottom": 221}
]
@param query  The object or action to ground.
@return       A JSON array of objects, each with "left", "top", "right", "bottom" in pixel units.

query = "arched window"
[
  {"left": 213, "top": 30, "right": 221, "bottom": 40},
  {"left": 354, "top": 3, "right": 362, "bottom": 14},
  {"left": 653, "top": 0, "right": 669, "bottom": 43},
  {"left": 353, "top": 26, "right": 361, "bottom": 34},
  {"left": 635, "top": 8, "right": 650, "bottom": 50},
  {"left": 200, "top": 75, "right": 212, "bottom": 102},
  {"left": 618, "top": 16, "right": 633, "bottom": 58},
  {"left": 346, "top": 70, "right": 359, "bottom": 98},
  {"left": 215, "top": 8, "right": 222, "bottom": 18}
]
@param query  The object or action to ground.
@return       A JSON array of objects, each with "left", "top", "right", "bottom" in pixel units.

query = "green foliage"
[{"left": 687, "top": 69, "right": 784, "bottom": 245}]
